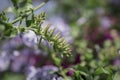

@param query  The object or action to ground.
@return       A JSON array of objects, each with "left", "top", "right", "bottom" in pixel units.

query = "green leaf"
[
  {"left": 10, "top": 28, "right": 18, "bottom": 37},
  {"left": 0, "top": 25, "right": 5, "bottom": 32},
  {"left": 11, "top": 0, "right": 18, "bottom": 9},
  {"left": 27, "top": 0, "right": 32, "bottom": 3},
  {"left": 76, "top": 65, "right": 88, "bottom": 73},
  {"left": 113, "top": 72, "right": 120, "bottom": 80},
  {"left": 94, "top": 67, "right": 110, "bottom": 75},
  {"left": 74, "top": 71, "right": 85, "bottom": 80},
  {"left": 49, "top": 28, "right": 55, "bottom": 37},
  {"left": 52, "top": 54, "right": 61, "bottom": 66},
  {"left": 43, "top": 24, "right": 50, "bottom": 36},
  {"left": 107, "top": 75, "right": 114, "bottom": 80},
  {"left": 79, "top": 71, "right": 88, "bottom": 76},
  {"left": 26, "top": 20, "right": 32, "bottom": 27}
]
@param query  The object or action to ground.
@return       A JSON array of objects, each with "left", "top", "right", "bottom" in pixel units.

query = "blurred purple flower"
[
  {"left": 2, "top": 36, "right": 23, "bottom": 51},
  {"left": 100, "top": 17, "right": 111, "bottom": 29},
  {"left": 61, "top": 59, "right": 72, "bottom": 68},
  {"left": 84, "top": 27, "right": 113, "bottom": 46},
  {"left": 10, "top": 49, "right": 46, "bottom": 72},
  {"left": 74, "top": 54, "right": 81, "bottom": 64},
  {"left": 0, "top": 51, "right": 10, "bottom": 72},
  {"left": 22, "top": 30, "right": 38, "bottom": 47},
  {"left": 11, "top": 50, "right": 28, "bottom": 72},
  {"left": 113, "top": 58, "right": 120, "bottom": 67},
  {"left": 66, "top": 69, "right": 74, "bottom": 76},
  {"left": 109, "top": 0, "right": 120, "bottom": 6},
  {"left": 26, "top": 65, "right": 63, "bottom": 80},
  {"left": 77, "top": 17, "right": 87, "bottom": 25}
]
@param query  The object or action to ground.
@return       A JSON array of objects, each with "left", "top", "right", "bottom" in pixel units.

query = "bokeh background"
[{"left": 0, "top": 0, "right": 120, "bottom": 80}]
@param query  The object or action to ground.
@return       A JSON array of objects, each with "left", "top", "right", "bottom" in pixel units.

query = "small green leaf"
[
  {"left": 26, "top": 20, "right": 32, "bottom": 27},
  {"left": 49, "top": 28, "right": 56, "bottom": 37},
  {"left": 11, "top": 0, "right": 18, "bottom": 9},
  {"left": 74, "top": 71, "right": 84, "bottom": 80},
  {"left": 10, "top": 28, "right": 17, "bottom": 37},
  {"left": 94, "top": 67, "right": 110, "bottom": 75},
  {"left": 44, "top": 24, "right": 50, "bottom": 36},
  {"left": 0, "top": 25, "right": 5, "bottom": 32},
  {"left": 52, "top": 54, "right": 61, "bottom": 66},
  {"left": 79, "top": 71, "right": 88, "bottom": 76},
  {"left": 53, "top": 32, "right": 61, "bottom": 41},
  {"left": 113, "top": 72, "right": 120, "bottom": 80},
  {"left": 76, "top": 65, "right": 88, "bottom": 72}
]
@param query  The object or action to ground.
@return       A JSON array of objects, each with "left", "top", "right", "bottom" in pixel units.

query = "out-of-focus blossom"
[
  {"left": 77, "top": 17, "right": 87, "bottom": 25},
  {"left": 2, "top": 36, "right": 23, "bottom": 51},
  {"left": 109, "top": 0, "right": 120, "bottom": 6},
  {"left": 96, "top": 8, "right": 105, "bottom": 16},
  {"left": 113, "top": 58, "right": 120, "bottom": 67},
  {"left": 61, "top": 53, "right": 81, "bottom": 68},
  {"left": 100, "top": 17, "right": 111, "bottom": 29},
  {"left": 0, "top": 0, "right": 11, "bottom": 13},
  {"left": 22, "top": 30, "right": 38, "bottom": 47},
  {"left": 0, "top": 35, "right": 53, "bottom": 72},
  {"left": 26, "top": 66, "right": 38, "bottom": 80},
  {"left": 11, "top": 49, "right": 46, "bottom": 72},
  {"left": 84, "top": 27, "right": 113, "bottom": 46},
  {"left": 66, "top": 69, "right": 74, "bottom": 76},
  {"left": 118, "top": 49, "right": 120, "bottom": 55},
  {"left": 74, "top": 54, "right": 81, "bottom": 64},
  {"left": 26, "top": 65, "right": 62, "bottom": 80},
  {"left": 0, "top": 51, "right": 10, "bottom": 71},
  {"left": 11, "top": 50, "right": 28, "bottom": 72},
  {"left": 61, "top": 59, "right": 72, "bottom": 68}
]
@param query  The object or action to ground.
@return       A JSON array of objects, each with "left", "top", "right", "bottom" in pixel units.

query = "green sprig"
[{"left": 0, "top": 1, "right": 71, "bottom": 57}]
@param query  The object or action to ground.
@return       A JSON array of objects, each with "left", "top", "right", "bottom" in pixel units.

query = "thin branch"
[{"left": 11, "top": 2, "right": 46, "bottom": 24}]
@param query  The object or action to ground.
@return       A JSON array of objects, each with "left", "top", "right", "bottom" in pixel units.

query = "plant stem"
[{"left": 11, "top": 2, "right": 46, "bottom": 24}]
